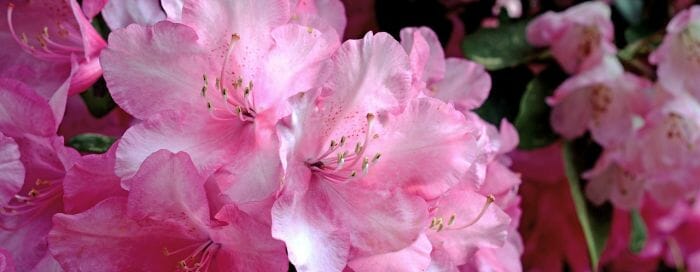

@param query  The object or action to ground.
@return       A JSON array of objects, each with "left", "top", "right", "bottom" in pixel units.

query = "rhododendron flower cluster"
[
  {"left": 0, "top": 0, "right": 522, "bottom": 271},
  {"left": 4, "top": 0, "right": 700, "bottom": 271}
]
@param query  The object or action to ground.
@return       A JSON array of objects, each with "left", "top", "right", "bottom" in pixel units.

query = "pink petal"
[
  {"left": 0, "top": 133, "right": 24, "bottom": 205},
  {"left": 428, "top": 190, "right": 511, "bottom": 266},
  {"left": 290, "top": 0, "right": 347, "bottom": 37},
  {"left": 255, "top": 23, "right": 340, "bottom": 115},
  {"left": 209, "top": 205, "right": 288, "bottom": 271},
  {"left": 363, "top": 98, "right": 478, "bottom": 199},
  {"left": 62, "top": 142, "right": 127, "bottom": 214},
  {"left": 400, "top": 27, "right": 446, "bottom": 85},
  {"left": 101, "top": 21, "right": 210, "bottom": 119},
  {"left": 273, "top": 178, "right": 428, "bottom": 270},
  {"left": 81, "top": 0, "right": 108, "bottom": 20},
  {"left": 0, "top": 79, "right": 57, "bottom": 136},
  {"left": 102, "top": 0, "right": 167, "bottom": 30},
  {"left": 49, "top": 198, "right": 206, "bottom": 271},
  {"left": 161, "top": 0, "right": 184, "bottom": 20},
  {"left": 0, "top": 248, "right": 15, "bottom": 272},
  {"left": 124, "top": 150, "right": 210, "bottom": 228},
  {"left": 115, "top": 110, "right": 238, "bottom": 179},
  {"left": 0, "top": 203, "right": 59, "bottom": 271},
  {"left": 498, "top": 119, "right": 519, "bottom": 153},
  {"left": 431, "top": 58, "right": 491, "bottom": 111},
  {"left": 272, "top": 191, "right": 351, "bottom": 272},
  {"left": 347, "top": 233, "right": 432, "bottom": 272}
]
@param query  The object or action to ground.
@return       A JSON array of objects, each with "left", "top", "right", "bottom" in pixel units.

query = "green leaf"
[
  {"left": 514, "top": 67, "right": 566, "bottom": 149},
  {"left": 80, "top": 77, "right": 116, "bottom": 118},
  {"left": 614, "top": 0, "right": 644, "bottom": 25},
  {"left": 67, "top": 133, "right": 116, "bottom": 154},
  {"left": 563, "top": 140, "right": 612, "bottom": 271},
  {"left": 629, "top": 209, "right": 648, "bottom": 253},
  {"left": 462, "top": 20, "right": 537, "bottom": 70},
  {"left": 475, "top": 66, "right": 533, "bottom": 125},
  {"left": 90, "top": 13, "right": 111, "bottom": 40}
]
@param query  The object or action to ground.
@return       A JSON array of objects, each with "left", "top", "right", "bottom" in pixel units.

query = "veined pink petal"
[
  {"left": 290, "top": 0, "right": 347, "bottom": 37},
  {"left": 430, "top": 58, "right": 491, "bottom": 111},
  {"left": 272, "top": 176, "right": 428, "bottom": 271},
  {"left": 124, "top": 150, "right": 210, "bottom": 229},
  {"left": 0, "top": 203, "right": 60, "bottom": 272},
  {"left": 209, "top": 205, "right": 288, "bottom": 271},
  {"left": 427, "top": 190, "right": 511, "bottom": 267},
  {"left": 115, "top": 110, "right": 239, "bottom": 179},
  {"left": 400, "top": 27, "right": 446, "bottom": 86},
  {"left": 50, "top": 198, "right": 205, "bottom": 271},
  {"left": 101, "top": 21, "right": 210, "bottom": 119},
  {"left": 62, "top": 142, "right": 127, "bottom": 214},
  {"left": 363, "top": 97, "right": 478, "bottom": 199},
  {"left": 347, "top": 233, "right": 432, "bottom": 272},
  {"left": 272, "top": 191, "right": 351, "bottom": 272},
  {"left": 101, "top": 0, "right": 167, "bottom": 30},
  {"left": 0, "top": 79, "right": 57, "bottom": 137},
  {"left": 0, "top": 132, "right": 23, "bottom": 206}
]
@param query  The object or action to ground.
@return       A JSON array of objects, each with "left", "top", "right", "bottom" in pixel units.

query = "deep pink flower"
[
  {"left": 650, "top": 5, "right": 700, "bottom": 101},
  {"left": 271, "top": 31, "right": 481, "bottom": 271},
  {"left": 2, "top": 0, "right": 106, "bottom": 95},
  {"left": 0, "top": 77, "right": 79, "bottom": 271},
  {"left": 0, "top": 248, "right": 15, "bottom": 272},
  {"left": 526, "top": 1, "right": 615, "bottom": 74},
  {"left": 49, "top": 150, "right": 287, "bottom": 271},
  {"left": 548, "top": 56, "right": 652, "bottom": 148}
]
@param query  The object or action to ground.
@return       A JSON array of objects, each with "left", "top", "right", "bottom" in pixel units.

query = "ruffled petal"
[{"left": 0, "top": 133, "right": 24, "bottom": 205}]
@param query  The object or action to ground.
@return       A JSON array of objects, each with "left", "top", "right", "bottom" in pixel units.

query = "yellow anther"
[
  {"left": 354, "top": 142, "right": 362, "bottom": 154},
  {"left": 201, "top": 86, "right": 207, "bottom": 97},
  {"left": 366, "top": 113, "right": 375, "bottom": 122},
  {"left": 448, "top": 214, "right": 456, "bottom": 226},
  {"left": 350, "top": 171, "right": 357, "bottom": 177},
  {"left": 28, "top": 189, "right": 39, "bottom": 198},
  {"left": 362, "top": 157, "right": 370, "bottom": 173},
  {"left": 206, "top": 102, "right": 212, "bottom": 111},
  {"left": 339, "top": 136, "right": 347, "bottom": 146}
]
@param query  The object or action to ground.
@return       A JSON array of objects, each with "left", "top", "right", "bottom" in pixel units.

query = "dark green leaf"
[
  {"left": 90, "top": 13, "right": 111, "bottom": 40},
  {"left": 462, "top": 20, "right": 538, "bottom": 70},
  {"left": 563, "top": 139, "right": 612, "bottom": 271},
  {"left": 614, "top": 0, "right": 644, "bottom": 25},
  {"left": 475, "top": 66, "right": 533, "bottom": 125},
  {"left": 514, "top": 67, "right": 566, "bottom": 149},
  {"left": 629, "top": 209, "right": 648, "bottom": 253},
  {"left": 81, "top": 77, "right": 116, "bottom": 118},
  {"left": 67, "top": 133, "right": 116, "bottom": 154}
]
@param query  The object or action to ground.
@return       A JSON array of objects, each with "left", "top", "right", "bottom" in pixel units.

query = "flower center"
[
  {"left": 163, "top": 240, "right": 221, "bottom": 272},
  {"left": 1, "top": 178, "right": 62, "bottom": 230},
  {"left": 588, "top": 84, "right": 612, "bottom": 124},
  {"left": 429, "top": 194, "right": 495, "bottom": 232},
  {"left": 200, "top": 34, "right": 258, "bottom": 122},
  {"left": 681, "top": 22, "right": 700, "bottom": 64},
  {"left": 664, "top": 112, "right": 695, "bottom": 149},
  {"left": 307, "top": 113, "right": 382, "bottom": 183},
  {"left": 577, "top": 25, "right": 601, "bottom": 58},
  {"left": 6, "top": 3, "right": 83, "bottom": 62}
]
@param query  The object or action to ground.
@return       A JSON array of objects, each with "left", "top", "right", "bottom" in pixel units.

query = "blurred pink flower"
[
  {"left": 650, "top": 5, "right": 700, "bottom": 101},
  {"left": 548, "top": 56, "right": 652, "bottom": 148},
  {"left": 526, "top": 1, "right": 615, "bottom": 74}
]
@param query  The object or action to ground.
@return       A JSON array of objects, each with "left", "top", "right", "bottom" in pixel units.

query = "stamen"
[
  {"left": 372, "top": 153, "right": 381, "bottom": 163},
  {"left": 451, "top": 194, "right": 496, "bottom": 230}
]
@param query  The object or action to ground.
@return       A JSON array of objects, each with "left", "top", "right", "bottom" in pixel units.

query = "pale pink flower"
[
  {"left": 526, "top": 1, "right": 615, "bottom": 74},
  {"left": 101, "top": 0, "right": 343, "bottom": 214},
  {"left": 624, "top": 93, "right": 700, "bottom": 206},
  {"left": 584, "top": 150, "right": 645, "bottom": 210},
  {"left": 2, "top": 0, "right": 106, "bottom": 95},
  {"left": 272, "top": 31, "right": 481, "bottom": 271},
  {"left": 548, "top": 56, "right": 652, "bottom": 148},
  {"left": 650, "top": 5, "right": 700, "bottom": 101},
  {"left": 0, "top": 77, "right": 79, "bottom": 271},
  {"left": 49, "top": 150, "right": 287, "bottom": 271}
]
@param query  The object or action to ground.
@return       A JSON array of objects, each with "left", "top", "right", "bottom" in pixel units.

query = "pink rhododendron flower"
[
  {"left": 0, "top": 77, "right": 79, "bottom": 271},
  {"left": 584, "top": 150, "right": 646, "bottom": 210},
  {"left": 272, "top": 31, "right": 483, "bottom": 271},
  {"left": 101, "top": 0, "right": 344, "bottom": 213},
  {"left": 2, "top": 0, "right": 106, "bottom": 95},
  {"left": 49, "top": 150, "right": 287, "bottom": 271},
  {"left": 650, "top": 5, "right": 700, "bottom": 101},
  {"left": 548, "top": 56, "right": 652, "bottom": 148},
  {"left": 526, "top": 1, "right": 615, "bottom": 74}
]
